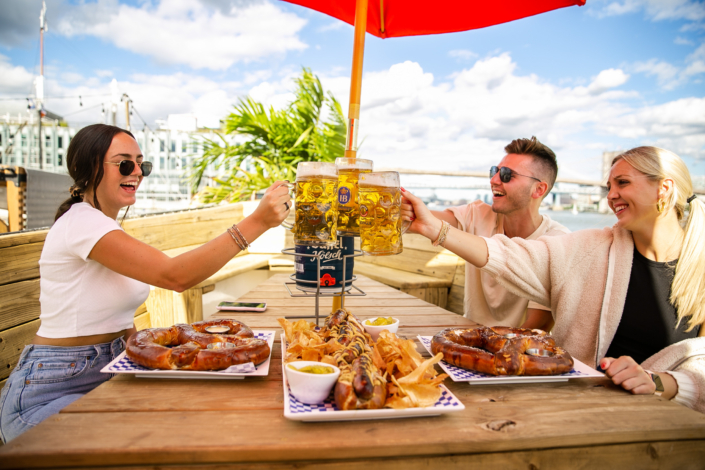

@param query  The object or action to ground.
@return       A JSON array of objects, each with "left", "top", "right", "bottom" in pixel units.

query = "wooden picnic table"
[{"left": 1, "top": 274, "right": 704, "bottom": 469}]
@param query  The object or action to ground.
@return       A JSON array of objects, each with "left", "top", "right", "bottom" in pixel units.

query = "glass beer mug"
[
  {"left": 358, "top": 171, "right": 410, "bottom": 256},
  {"left": 281, "top": 161, "right": 339, "bottom": 247},
  {"left": 335, "top": 157, "right": 373, "bottom": 237}
]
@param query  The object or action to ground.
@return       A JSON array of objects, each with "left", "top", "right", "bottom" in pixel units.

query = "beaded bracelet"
[
  {"left": 438, "top": 222, "right": 450, "bottom": 247},
  {"left": 227, "top": 227, "right": 246, "bottom": 251},
  {"left": 432, "top": 221, "right": 450, "bottom": 247},
  {"left": 232, "top": 224, "right": 249, "bottom": 248}
]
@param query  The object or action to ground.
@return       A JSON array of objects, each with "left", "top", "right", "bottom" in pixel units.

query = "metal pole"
[
  {"left": 124, "top": 95, "right": 131, "bottom": 132},
  {"left": 38, "top": 110, "right": 42, "bottom": 170},
  {"left": 38, "top": 2, "right": 46, "bottom": 170}
]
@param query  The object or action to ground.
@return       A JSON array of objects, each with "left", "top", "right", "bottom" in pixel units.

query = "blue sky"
[{"left": 1, "top": 0, "right": 703, "bottom": 181}]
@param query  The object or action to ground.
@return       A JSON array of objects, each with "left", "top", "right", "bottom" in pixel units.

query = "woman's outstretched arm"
[
  {"left": 402, "top": 188, "right": 489, "bottom": 268},
  {"left": 89, "top": 181, "right": 292, "bottom": 292}
]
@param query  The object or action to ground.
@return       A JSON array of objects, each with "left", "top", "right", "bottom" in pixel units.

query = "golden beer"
[
  {"left": 358, "top": 172, "right": 407, "bottom": 256},
  {"left": 335, "top": 158, "right": 373, "bottom": 237},
  {"left": 281, "top": 162, "right": 339, "bottom": 246},
  {"left": 293, "top": 175, "right": 339, "bottom": 246}
]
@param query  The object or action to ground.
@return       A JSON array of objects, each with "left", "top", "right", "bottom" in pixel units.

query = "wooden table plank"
[
  {"left": 3, "top": 403, "right": 704, "bottom": 468},
  {"left": 7, "top": 442, "right": 704, "bottom": 470}
]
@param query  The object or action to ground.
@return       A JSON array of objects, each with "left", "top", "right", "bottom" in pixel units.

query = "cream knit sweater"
[{"left": 482, "top": 226, "right": 705, "bottom": 413}]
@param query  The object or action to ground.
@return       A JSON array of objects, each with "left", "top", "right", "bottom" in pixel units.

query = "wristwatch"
[{"left": 650, "top": 373, "right": 665, "bottom": 397}]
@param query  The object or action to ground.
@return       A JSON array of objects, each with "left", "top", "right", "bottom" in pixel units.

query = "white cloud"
[
  {"left": 0, "top": 54, "right": 36, "bottom": 95},
  {"left": 244, "top": 70, "right": 273, "bottom": 85},
  {"left": 3, "top": 49, "right": 703, "bottom": 176},
  {"left": 309, "top": 55, "right": 703, "bottom": 176},
  {"left": 590, "top": 0, "right": 705, "bottom": 22},
  {"left": 587, "top": 68, "right": 630, "bottom": 94},
  {"left": 95, "top": 69, "right": 114, "bottom": 78},
  {"left": 674, "top": 36, "right": 695, "bottom": 45},
  {"left": 318, "top": 21, "right": 347, "bottom": 32},
  {"left": 54, "top": 0, "right": 308, "bottom": 70},
  {"left": 597, "top": 97, "right": 705, "bottom": 158},
  {"left": 630, "top": 43, "right": 705, "bottom": 89},
  {"left": 633, "top": 59, "right": 682, "bottom": 88},
  {"left": 448, "top": 49, "right": 478, "bottom": 61}
]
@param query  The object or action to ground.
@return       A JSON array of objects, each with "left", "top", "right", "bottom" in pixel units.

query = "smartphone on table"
[{"left": 217, "top": 301, "right": 267, "bottom": 312}]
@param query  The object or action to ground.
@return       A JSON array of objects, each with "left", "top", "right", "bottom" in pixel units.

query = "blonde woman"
[{"left": 402, "top": 146, "right": 705, "bottom": 412}]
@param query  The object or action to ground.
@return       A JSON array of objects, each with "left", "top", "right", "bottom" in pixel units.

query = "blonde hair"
[{"left": 612, "top": 146, "right": 704, "bottom": 331}]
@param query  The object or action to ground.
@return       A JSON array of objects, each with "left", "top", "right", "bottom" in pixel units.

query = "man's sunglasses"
[
  {"left": 105, "top": 160, "right": 153, "bottom": 177},
  {"left": 490, "top": 166, "right": 541, "bottom": 184}
]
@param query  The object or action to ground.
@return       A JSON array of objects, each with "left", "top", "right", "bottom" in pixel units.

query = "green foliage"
[{"left": 191, "top": 68, "right": 347, "bottom": 204}]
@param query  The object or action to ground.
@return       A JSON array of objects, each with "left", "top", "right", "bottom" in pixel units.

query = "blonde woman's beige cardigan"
[{"left": 482, "top": 225, "right": 705, "bottom": 413}]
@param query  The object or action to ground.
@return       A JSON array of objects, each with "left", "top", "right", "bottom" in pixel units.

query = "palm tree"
[{"left": 190, "top": 68, "right": 346, "bottom": 203}]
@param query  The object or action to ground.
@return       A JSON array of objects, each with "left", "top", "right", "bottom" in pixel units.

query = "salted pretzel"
[
  {"left": 431, "top": 326, "right": 573, "bottom": 376},
  {"left": 126, "top": 319, "right": 270, "bottom": 371}
]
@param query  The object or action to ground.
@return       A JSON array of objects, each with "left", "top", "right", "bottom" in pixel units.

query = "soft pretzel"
[
  {"left": 431, "top": 326, "right": 573, "bottom": 376},
  {"left": 126, "top": 319, "right": 270, "bottom": 371}
]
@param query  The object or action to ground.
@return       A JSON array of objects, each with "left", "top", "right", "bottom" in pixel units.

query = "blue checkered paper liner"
[
  {"left": 417, "top": 336, "right": 596, "bottom": 382},
  {"left": 281, "top": 334, "right": 464, "bottom": 421},
  {"left": 103, "top": 331, "right": 273, "bottom": 376},
  {"left": 286, "top": 384, "right": 462, "bottom": 415}
]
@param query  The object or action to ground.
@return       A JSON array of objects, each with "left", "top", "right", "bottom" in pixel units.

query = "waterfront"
[
  {"left": 428, "top": 202, "right": 618, "bottom": 233},
  {"left": 540, "top": 210, "right": 617, "bottom": 232}
]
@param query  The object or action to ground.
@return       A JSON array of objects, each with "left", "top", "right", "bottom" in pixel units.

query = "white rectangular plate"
[
  {"left": 100, "top": 331, "right": 275, "bottom": 379},
  {"left": 417, "top": 335, "right": 603, "bottom": 384},
  {"left": 281, "top": 334, "right": 465, "bottom": 422}
]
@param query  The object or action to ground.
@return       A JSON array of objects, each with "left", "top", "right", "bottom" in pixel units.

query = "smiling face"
[
  {"left": 607, "top": 158, "right": 662, "bottom": 231},
  {"left": 490, "top": 154, "right": 541, "bottom": 215},
  {"left": 92, "top": 132, "right": 144, "bottom": 219}
]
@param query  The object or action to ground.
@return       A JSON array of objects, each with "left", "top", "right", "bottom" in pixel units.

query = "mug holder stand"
[{"left": 280, "top": 247, "right": 366, "bottom": 326}]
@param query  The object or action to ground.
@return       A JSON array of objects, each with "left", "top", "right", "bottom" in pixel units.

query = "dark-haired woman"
[{"left": 0, "top": 124, "right": 291, "bottom": 442}]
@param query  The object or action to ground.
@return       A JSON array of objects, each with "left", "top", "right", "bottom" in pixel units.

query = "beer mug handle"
[
  {"left": 280, "top": 182, "right": 296, "bottom": 230},
  {"left": 401, "top": 218, "right": 412, "bottom": 235}
]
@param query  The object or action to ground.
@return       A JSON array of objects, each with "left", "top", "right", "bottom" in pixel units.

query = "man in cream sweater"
[{"left": 433, "top": 137, "right": 569, "bottom": 330}]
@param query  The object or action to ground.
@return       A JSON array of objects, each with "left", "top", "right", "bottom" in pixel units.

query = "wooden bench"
[
  {"left": 0, "top": 201, "right": 288, "bottom": 387},
  {"left": 354, "top": 234, "right": 465, "bottom": 313}
]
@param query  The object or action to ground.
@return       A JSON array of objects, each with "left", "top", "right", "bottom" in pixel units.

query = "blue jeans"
[{"left": 0, "top": 337, "right": 125, "bottom": 443}]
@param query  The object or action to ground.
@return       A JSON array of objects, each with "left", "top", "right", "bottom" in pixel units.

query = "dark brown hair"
[
  {"left": 55, "top": 124, "right": 136, "bottom": 221},
  {"left": 504, "top": 136, "right": 558, "bottom": 191}
]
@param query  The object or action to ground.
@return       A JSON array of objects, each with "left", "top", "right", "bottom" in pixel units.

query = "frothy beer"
[
  {"left": 358, "top": 171, "right": 407, "bottom": 256},
  {"left": 335, "top": 158, "right": 373, "bottom": 237},
  {"left": 293, "top": 162, "right": 339, "bottom": 246}
]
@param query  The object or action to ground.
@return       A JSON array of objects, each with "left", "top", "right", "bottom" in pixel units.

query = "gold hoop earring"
[{"left": 656, "top": 199, "right": 666, "bottom": 213}]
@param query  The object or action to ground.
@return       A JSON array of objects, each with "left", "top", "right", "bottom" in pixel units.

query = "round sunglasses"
[
  {"left": 490, "top": 166, "right": 541, "bottom": 183},
  {"left": 104, "top": 160, "right": 153, "bottom": 177}
]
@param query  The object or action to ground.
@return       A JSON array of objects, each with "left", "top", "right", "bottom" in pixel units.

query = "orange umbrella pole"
[{"left": 344, "top": 0, "right": 369, "bottom": 159}]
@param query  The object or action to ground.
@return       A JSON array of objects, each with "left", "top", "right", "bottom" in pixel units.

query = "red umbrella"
[{"left": 283, "top": 0, "right": 586, "bottom": 158}]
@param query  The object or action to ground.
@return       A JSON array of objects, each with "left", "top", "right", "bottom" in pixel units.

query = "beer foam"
[
  {"left": 359, "top": 171, "right": 400, "bottom": 187},
  {"left": 296, "top": 161, "right": 337, "bottom": 178},
  {"left": 335, "top": 158, "right": 373, "bottom": 171}
]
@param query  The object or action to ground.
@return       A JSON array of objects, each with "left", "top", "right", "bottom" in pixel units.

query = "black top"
[{"left": 606, "top": 247, "right": 700, "bottom": 364}]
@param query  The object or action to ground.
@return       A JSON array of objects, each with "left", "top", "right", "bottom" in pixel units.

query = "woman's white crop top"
[{"left": 36, "top": 203, "right": 150, "bottom": 338}]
